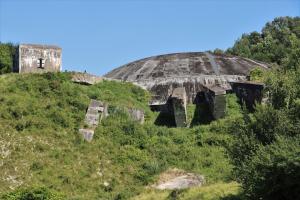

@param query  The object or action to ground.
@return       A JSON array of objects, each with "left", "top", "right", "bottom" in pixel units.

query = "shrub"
[
  {"left": 249, "top": 67, "right": 265, "bottom": 82},
  {"left": 1, "top": 187, "right": 65, "bottom": 200},
  {"left": 227, "top": 103, "right": 300, "bottom": 200},
  {"left": 0, "top": 43, "right": 17, "bottom": 74},
  {"left": 239, "top": 136, "right": 300, "bottom": 200}
]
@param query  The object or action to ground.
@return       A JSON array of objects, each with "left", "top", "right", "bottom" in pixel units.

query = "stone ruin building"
[
  {"left": 104, "top": 52, "right": 269, "bottom": 127},
  {"left": 13, "top": 44, "right": 62, "bottom": 73}
]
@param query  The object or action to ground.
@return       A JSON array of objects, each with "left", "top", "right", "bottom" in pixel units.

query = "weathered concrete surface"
[
  {"left": 171, "top": 87, "right": 187, "bottom": 127},
  {"left": 79, "top": 99, "right": 107, "bottom": 141},
  {"left": 71, "top": 72, "right": 103, "bottom": 85},
  {"left": 145, "top": 75, "right": 246, "bottom": 105},
  {"left": 14, "top": 44, "right": 62, "bottom": 73},
  {"left": 152, "top": 168, "right": 205, "bottom": 190},
  {"left": 230, "top": 81, "right": 264, "bottom": 111},
  {"left": 79, "top": 129, "right": 94, "bottom": 142},
  {"left": 105, "top": 52, "right": 269, "bottom": 104},
  {"left": 85, "top": 100, "right": 106, "bottom": 127},
  {"left": 204, "top": 86, "right": 227, "bottom": 119},
  {"left": 127, "top": 108, "right": 145, "bottom": 124}
]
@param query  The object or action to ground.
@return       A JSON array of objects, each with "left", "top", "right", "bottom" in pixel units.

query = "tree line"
[{"left": 225, "top": 16, "right": 300, "bottom": 200}]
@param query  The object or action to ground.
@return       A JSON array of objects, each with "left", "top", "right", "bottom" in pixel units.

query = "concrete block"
[
  {"left": 171, "top": 87, "right": 187, "bottom": 127},
  {"left": 79, "top": 129, "right": 94, "bottom": 142},
  {"left": 79, "top": 99, "right": 107, "bottom": 141},
  {"left": 204, "top": 86, "right": 226, "bottom": 119}
]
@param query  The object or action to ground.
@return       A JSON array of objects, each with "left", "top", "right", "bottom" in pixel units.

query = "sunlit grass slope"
[{"left": 0, "top": 72, "right": 241, "bottom": 199}]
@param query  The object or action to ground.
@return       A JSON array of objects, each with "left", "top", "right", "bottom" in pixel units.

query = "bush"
[
  {"left": 249, "top": 67, "right": 265, "bottom": 82},
  {"left": 0, "top": 43, "right": 17, "bottom": 74},
  {"left": 238, "top": 136, "right": 300, "bottom": 200},
  {"left": 227, "top": 103, "right": 300, "bottom": 200},
  {"left": 1, "top": 187, "right": 65, "bottom": 200},
  {"left": 249, "top": 105, "right": 296, "bottom": 144}
]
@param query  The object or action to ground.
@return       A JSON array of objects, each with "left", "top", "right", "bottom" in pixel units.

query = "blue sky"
[{"left": 0, "top": 0, "right": 299, "bottom": 75}]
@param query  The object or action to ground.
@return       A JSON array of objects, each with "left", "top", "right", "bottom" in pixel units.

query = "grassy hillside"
[{"left": 0, "top": 72, "right": 241, "bottom": 199}]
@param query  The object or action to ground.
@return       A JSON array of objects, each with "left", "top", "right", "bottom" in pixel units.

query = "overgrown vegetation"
[
  {"left": 1, "top": 16, "right": 300, "bottom": 200},
  {"left": 0, "top": 42, "right": 17, "bottom": 74},
  {"left": 226, "top": 71, "right": 300, "bottom": 199},
  {"left": 225, "top": 16, "right": 300, "bottom": 200},
  {"left": 0, "top": 73, "right": 242, "bottom": 199},
  {"left": 2, "top": 187, "right": 65, "bottom": 200}
]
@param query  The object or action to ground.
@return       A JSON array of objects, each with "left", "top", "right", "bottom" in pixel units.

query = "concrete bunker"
[
  {"left": 105, "top": 51, "right": 269, "bottom": 127},
  {"left": 151, "top": 82, "right": 264, "bottom": 127},
  {"left": 14, "top": 44, "right": 62, "bottom": 73}
]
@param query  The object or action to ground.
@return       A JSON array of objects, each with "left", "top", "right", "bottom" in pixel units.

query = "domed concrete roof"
[
  {"left": 105, "top": 52, "right": 268, "bottom": 82},
  {"left": 104, "top": 52, "right": 269, "bottom": 104}
]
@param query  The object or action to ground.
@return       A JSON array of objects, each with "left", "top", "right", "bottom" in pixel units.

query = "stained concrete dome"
[{"left": 104, "top": 52, "right": 269, "bottom": 104}]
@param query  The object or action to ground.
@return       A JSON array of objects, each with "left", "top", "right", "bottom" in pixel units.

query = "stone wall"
[{"left": 14, "top": 44, "right": 62, "bottom": 73}]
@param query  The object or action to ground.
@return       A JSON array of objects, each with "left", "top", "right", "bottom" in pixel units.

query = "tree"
[
  {"left": 0, "top": 42, "right": 17, "bottom": 74},
  {"left": 226, "top": 17, "right": 300, "bottom": 70}
]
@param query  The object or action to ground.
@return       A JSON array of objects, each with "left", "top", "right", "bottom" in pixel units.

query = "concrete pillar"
[
  {"left": 204, "top": 86, "right": 226, "bottom": 119},
  {"left": 171, "top": 87, "right": 188, "bottom": 127}
]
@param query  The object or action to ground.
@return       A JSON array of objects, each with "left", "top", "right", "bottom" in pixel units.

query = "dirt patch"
[{"left": 152, "top": 168, "right": 205, "bottom": 190}]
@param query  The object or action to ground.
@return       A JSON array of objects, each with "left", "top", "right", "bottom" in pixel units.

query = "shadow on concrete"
[
  {"left": 152, "top": 92, "right": 216, "bottom": 128},
  {"left": 154, "top": 112, "right": 176, "bottom": 127},
  {"left": 153, "top": 99, "right": 177, "bottom": 127},
  {"left": 190, "top": 92, "right": 213, "bottom": 127}
]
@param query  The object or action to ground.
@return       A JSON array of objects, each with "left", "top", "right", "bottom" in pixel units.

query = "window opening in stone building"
[{"left": 38, "top": 58, "right": 45, "bottom": 69}]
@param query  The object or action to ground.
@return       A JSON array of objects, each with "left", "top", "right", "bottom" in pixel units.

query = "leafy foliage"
[
  {"left": 227, "top": 71, "right": 300, "bottom": 200},
  {"left": 241, "top": 136, "right": 300, "bottom": 200},
  {"left": 224, "top": 16, "right": 300, "bottom": 200},
  {"left": 1, "top": 187, "right": 65, "bottom": 200},
  {"left": 0, "top": 42, "right": 17, "bottom": 74},
  {"left": 249, "top": 67, "right": 265, "bottom": 82},
  {"left": 227, "top": 17, "right": 300, "bottom": 70},
  {"left": 265, "top": 68, "right": 300, "bottom": 110}
]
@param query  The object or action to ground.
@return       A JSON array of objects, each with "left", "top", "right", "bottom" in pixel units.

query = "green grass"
[{"left": 0, "top": 72, "right": 242, "bottom": 199}]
